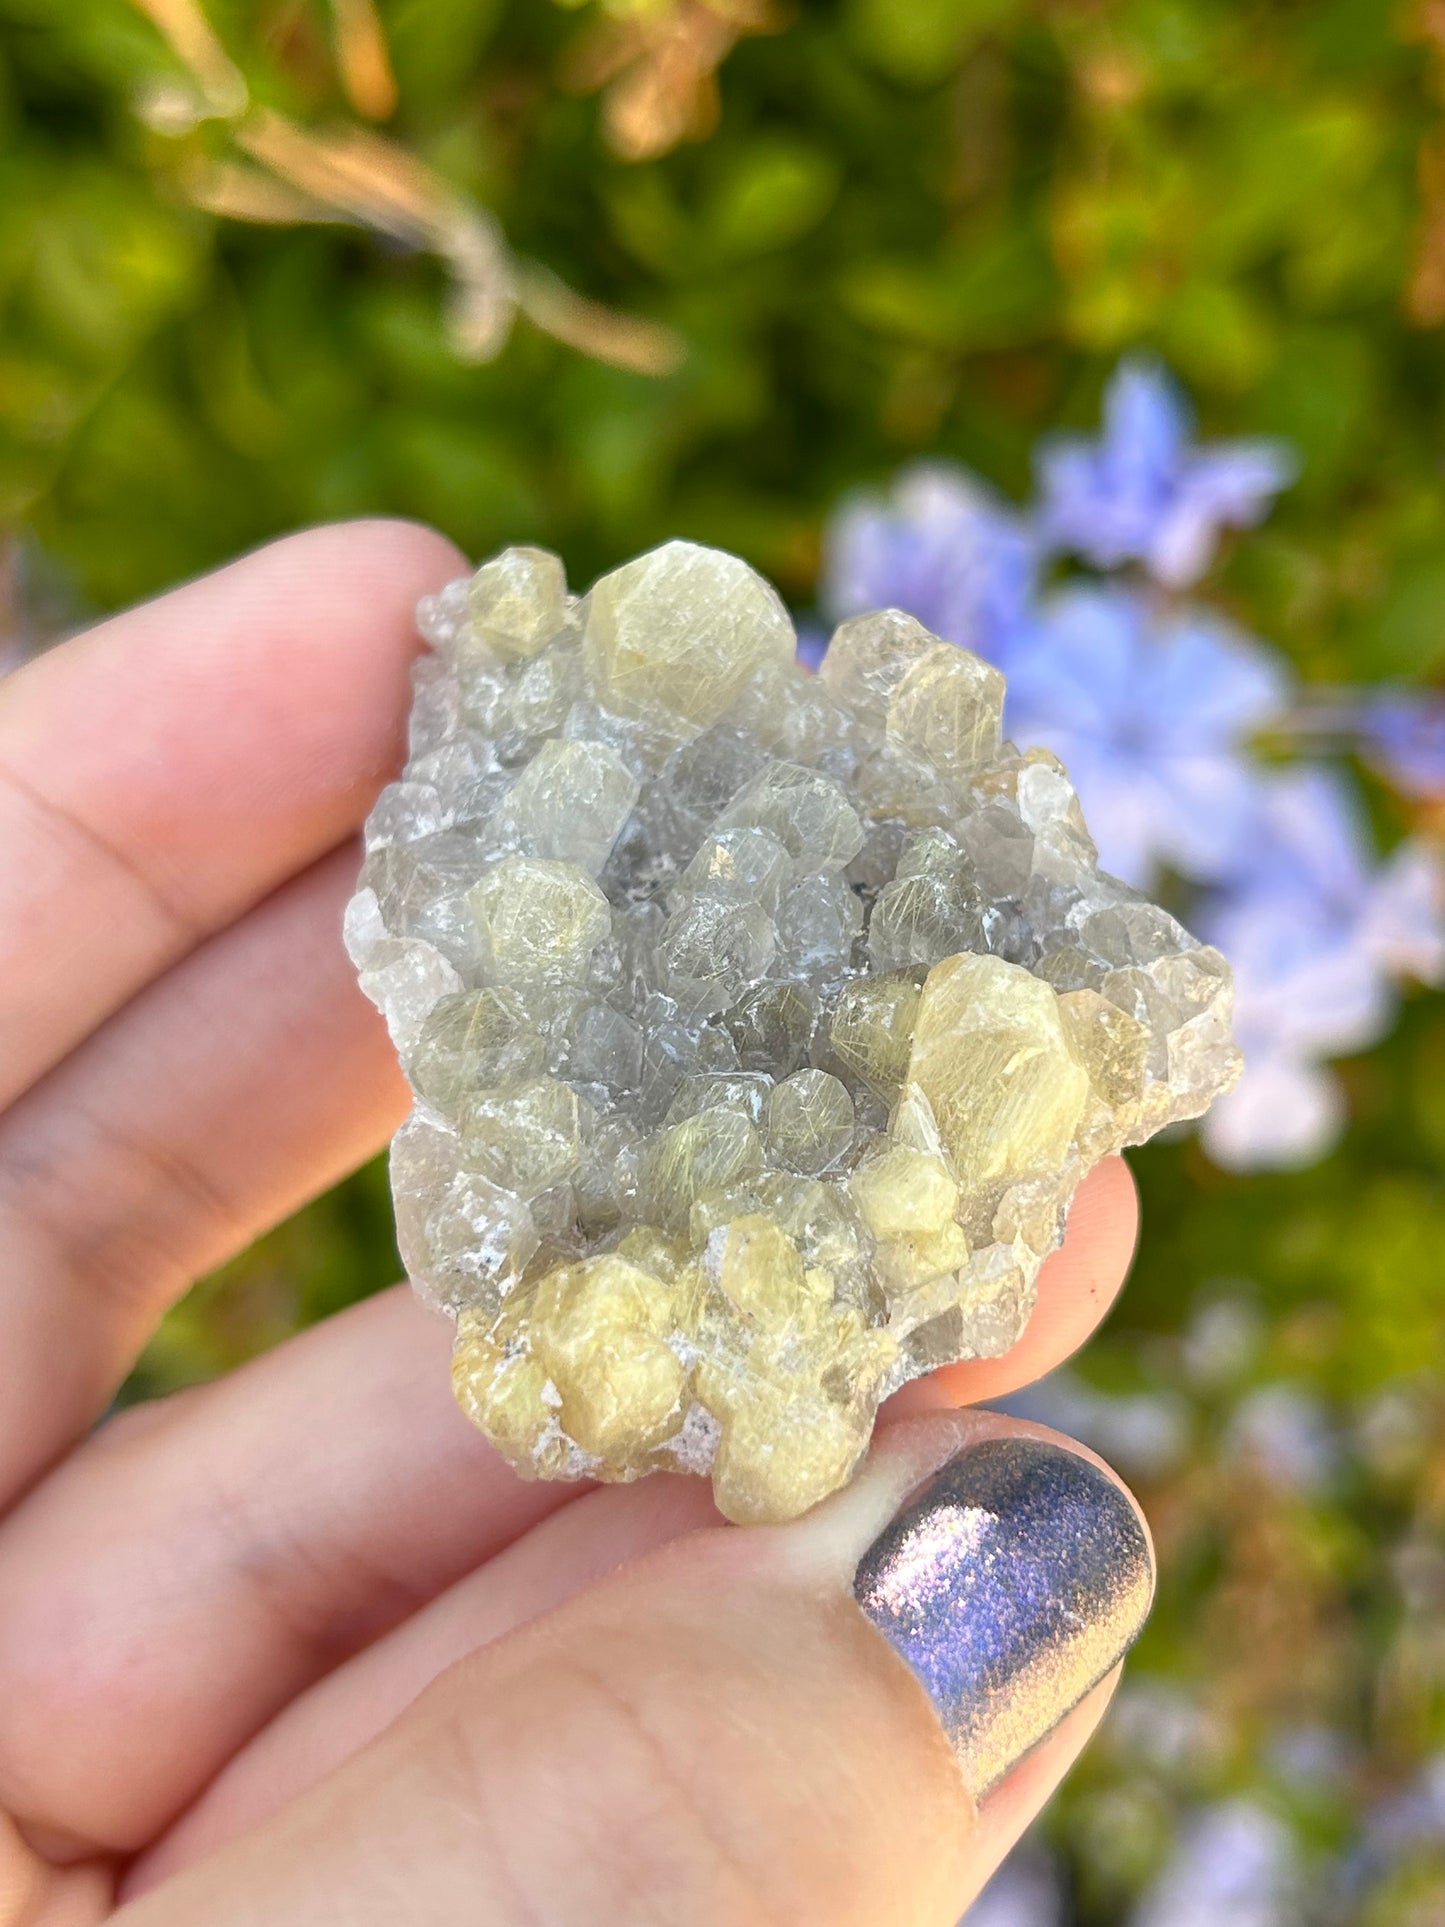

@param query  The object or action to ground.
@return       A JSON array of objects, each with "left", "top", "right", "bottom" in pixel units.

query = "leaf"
[
  {"left": 704, "top": 136, "right": 840, "bottom": 260},
  {"left": 839, "top": 226, "right": 1056, "bottom": 350},
  {"left": 844, "top": 0, "right": 1019, "bottom": 87}
]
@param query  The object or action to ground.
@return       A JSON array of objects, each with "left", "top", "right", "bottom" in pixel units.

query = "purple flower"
[
  {"left": 963, "top": 1849, "right": 1065, "bottom": 1927},
  {"left": 1202, "top": 1052, "right": 1347, "bottom": 1172},
  {"left": 1004, "top": 1369, "right": 1190, "bottom": 1480},
  {"left": 822, "top": 462, "right": 1038, "bottom": 664},
  {"left": 1038, "top": 359, "right": 1296, "bottom": 588},
  {"left": 1340, "top": 1756, "right": 1445, "bottom": 1910},
  {"left": 1131, "top": 1800, "right": 1303, "bottom": 1927},
  {"left": 1227, "top": 1383, "right": 1341, "bottom": 1495},
  {"left": 1359, "top": 688, "right": 1445, "bottom": 798},
  {"left": 1002, "top": 584, "right": 1285, "bottom": 887},
  {"left": 794, "top": 618, "right": 830, "bottom": 672},
  {"left": 1198, "top": 768, "right": 1445, "bottom": 1169}
]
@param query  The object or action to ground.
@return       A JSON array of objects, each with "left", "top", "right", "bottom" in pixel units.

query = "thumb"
[{"left": 118, "top": 1413, "right": 1153, "bottom": 1927}]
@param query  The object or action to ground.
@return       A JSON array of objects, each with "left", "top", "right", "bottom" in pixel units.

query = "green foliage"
[{"left": 4, "top": 2, "right": 1445, "bottom": 1914}]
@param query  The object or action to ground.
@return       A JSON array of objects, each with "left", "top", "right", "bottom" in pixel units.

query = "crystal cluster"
[{"left": 348, "top": 539, "right": 1241, "bottom": 1523}]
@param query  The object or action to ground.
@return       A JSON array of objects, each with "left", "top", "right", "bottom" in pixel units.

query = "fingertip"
[
  {"left": 961, "top": 1668, "right": 1123, "bottom": 1896},
  {"left": 1069, "top": 1154, "right": 1140, "bottom": 1274},
  {"left": 1032, "top": 1154, "right": 1139, "bottom": 1343},
  {"left": 243, "top": 518, "right": 469, "bottom": 604},
  {"left": 892, "top": 1157, "right": 1139, "bottom": 1414}
]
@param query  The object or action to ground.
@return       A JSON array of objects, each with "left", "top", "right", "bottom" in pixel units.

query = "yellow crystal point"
[
  {"left": 886, "top": 641, "right": 1005, "bottom": 777},
  {"left": 584, "top": 539, "right": 795, "bottom": 732},
  {"left": 828, "top": 968, "right": 923, "bottom": 1100},
  {"left": 906, "top": 952, "right": 1090, "bottom": 1193},
  {"left": 531, "top": 1255, "right": 687, "bottom": 1458}
]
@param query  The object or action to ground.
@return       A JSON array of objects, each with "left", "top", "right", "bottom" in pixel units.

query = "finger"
[
  {"left": 0, "top": 1289, "right": 587, "bottom": 1856},
  {"left": 924, "top": 1154, "right": 1139, "bottom": 1407},
  {"left": 0, "top": 1811, "right": 110, "bottom": 1927},
  {"left": 0, "top": 1162, "right": 1136, "bottom": 1852},
  {"left": 0, "top": 845, "right": 407, "bottom": 1505},
  {"left": 133, "top": 1452, "right": 1118, "bottom": 1895},
  {"left": 119, "top": 1412, "right": 1153, "bottom": 1927},
  {"left": 0, "top": 518, "right": 461, "bottom": 1110},
  {"left": 134, "top": 1475, "right": 723, "bottom": 1892},
  {"left": 964, "top": 1670, "right": 1121, "bottom": 1906}
]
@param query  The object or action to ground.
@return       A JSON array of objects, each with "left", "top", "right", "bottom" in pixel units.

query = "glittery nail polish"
[{"left": 852, "top": 1436, "right": 1154, "bottom": 1798}]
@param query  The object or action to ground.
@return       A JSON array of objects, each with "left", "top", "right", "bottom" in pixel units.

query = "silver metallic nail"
[{"left": 853, "top": 1436, "right": 1154, "bottom": 1798}]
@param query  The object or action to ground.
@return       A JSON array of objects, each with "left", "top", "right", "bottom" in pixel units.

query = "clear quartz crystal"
[{"left": 354, "top": 538, "right": 1242, "bottom": 1524}]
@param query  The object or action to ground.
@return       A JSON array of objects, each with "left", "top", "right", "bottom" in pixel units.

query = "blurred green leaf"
[
  {"left": 1363, "top": 552, "right": 1445, "bottom": 675},
  {"left": 845, "top": 0, "right": 1020, "bottom": 87},
  {"left": 705, "top": 135, "right": 840, "bottom": 260},
  {"left": 840, "top": 225, "right": 1055, "bottom": 350}
]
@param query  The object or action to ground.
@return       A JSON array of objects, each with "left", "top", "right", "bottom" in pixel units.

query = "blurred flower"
[
  {"left": 794, "top": 617, "right": 829, "bottom": 672},
  {"left": 962, "top": 1845, "right": 1066, "bottom": 1927},
  {"left": 816, "top": 355, "right": 1445, "bottom": 1173},
  {"left": 822, "top": 462, "right": 1038, "bottom": 665},
  {"left": 1037, "top": 359, "right": 1295, "bottom": 588},
  {"left": 1130, "top": 1799, "right": 1306, "bottom": 1927},
  {"left": 1341, "top": 1755, "right": 1445, "bottom": 1909},
  {"left": 1202, "top": 1052, "right": 1347, "bottom": 1172},
  {"left": 1360, "top": 689, "right": 1445, "bottom": 798},
  {"left": 1354, "top": 1382, "right": 1436, "bottom": 1482},
  {"left": 1004, "top": 1367, "right": 1192, "bottom": 1480},
  {"left": 1264, "top": 1724, "right": 1352, "bottom": 1794},
  {"left": 1363, "top": 836, "right": 1445, "bottom": 981},
  {"left": 1180, "top": 1293, "right": 1266, "bottom": 1390},
  {"left": 1108, "top": 1678, "right": 1230, "bottom": 1780},
  {"left": 1227, "top": 1384, "right": 1341, "bottom": 1496},
  {"left": 1002, "top": 585, "right": 1285, "bottom": 887},
  {"left": 1199, "top": 768, "right": 1445, "bottom": 1169},
  {"left": 1367, "top": 1754, "right": 1445, "bottom": 1856}
]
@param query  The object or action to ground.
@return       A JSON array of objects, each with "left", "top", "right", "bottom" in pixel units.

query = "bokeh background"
[{"left": 5, "top": 2, "right": 1445, "bottom": 1919}]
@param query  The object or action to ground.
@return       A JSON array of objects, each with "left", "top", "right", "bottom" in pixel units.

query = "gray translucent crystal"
[
  {"left": 715, "top": 763, "right": 864, "bottom": 872},
  {"left": 762, "top": 1070, "right": 856, "bottom": 1175},
  {"left": 496, "top": 737, "right": 640, "bottom": 876},
  {"left": 459, "top": 1077, "right": 593, "bottom": 1196},
  {"left": 818, "top": 608, "right": 936, "bottom": 724},
  {"left": 681, "top": 827, "right": 791, "bottom": 915},
  {"left": 724, "top": 979, "right": 815, "bottom": 1074},
  {"left": 659, "top": 892, "right": 776, "bottom": 1016},
  {"left": 409, "top": 986, "right": 549, "bottom": 1111},
  {"left": 563, "top": 1002, "right": 644, "bottom": 1099},
  {"left": 470, "top": 856, "right": 612, "bottom": 984},
  {"left": 354, "top": 537, "right": 1242, "bottom": 1525}
]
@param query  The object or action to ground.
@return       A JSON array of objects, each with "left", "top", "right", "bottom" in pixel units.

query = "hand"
[{"left": 0, "top": 523, "right": 1150, "bottom": 1926}]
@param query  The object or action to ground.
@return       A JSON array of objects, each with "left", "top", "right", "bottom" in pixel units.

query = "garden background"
[{"left": 4, "top": 1, "right": 1445, "bottom": 1919}]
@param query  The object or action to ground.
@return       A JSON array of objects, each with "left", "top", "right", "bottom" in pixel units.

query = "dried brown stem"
[
  {"left": 328, "top": 0, "right": 399, "bottom": 121},
  {"left": 124, "top": 0, "right": 685, "bottom": 372}
]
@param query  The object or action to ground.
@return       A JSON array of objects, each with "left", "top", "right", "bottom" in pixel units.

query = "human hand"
[{"left": 0, "top": 523, "right": 1151, "bottom": 1926}]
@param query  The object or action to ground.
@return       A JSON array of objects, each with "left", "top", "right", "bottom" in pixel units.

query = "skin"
[{"left": 0, "top": 523, "right": 1146, "bottom": 1926}]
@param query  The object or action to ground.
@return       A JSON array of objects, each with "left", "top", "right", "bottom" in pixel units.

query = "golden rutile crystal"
[{"left": 353, "top": 538, "right": 1241, "bottom": 1524}]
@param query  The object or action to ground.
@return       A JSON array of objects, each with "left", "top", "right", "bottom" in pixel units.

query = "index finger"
[{"left": 0, "top": 519, "right": 463, "bottom": 1110}]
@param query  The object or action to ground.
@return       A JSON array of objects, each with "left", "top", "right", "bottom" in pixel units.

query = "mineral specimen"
[{"left": 349, "top": 540, "right": 1241, "bottom": 1524}]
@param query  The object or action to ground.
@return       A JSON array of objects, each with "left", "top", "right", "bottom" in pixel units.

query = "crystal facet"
[{"left": 354, "top": 538, "right": 1242, "bottom": 1523}]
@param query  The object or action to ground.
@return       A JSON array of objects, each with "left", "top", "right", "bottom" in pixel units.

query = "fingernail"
[{"left": 852, "top": 1436, "right": 1154, "bottom": 1799}]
